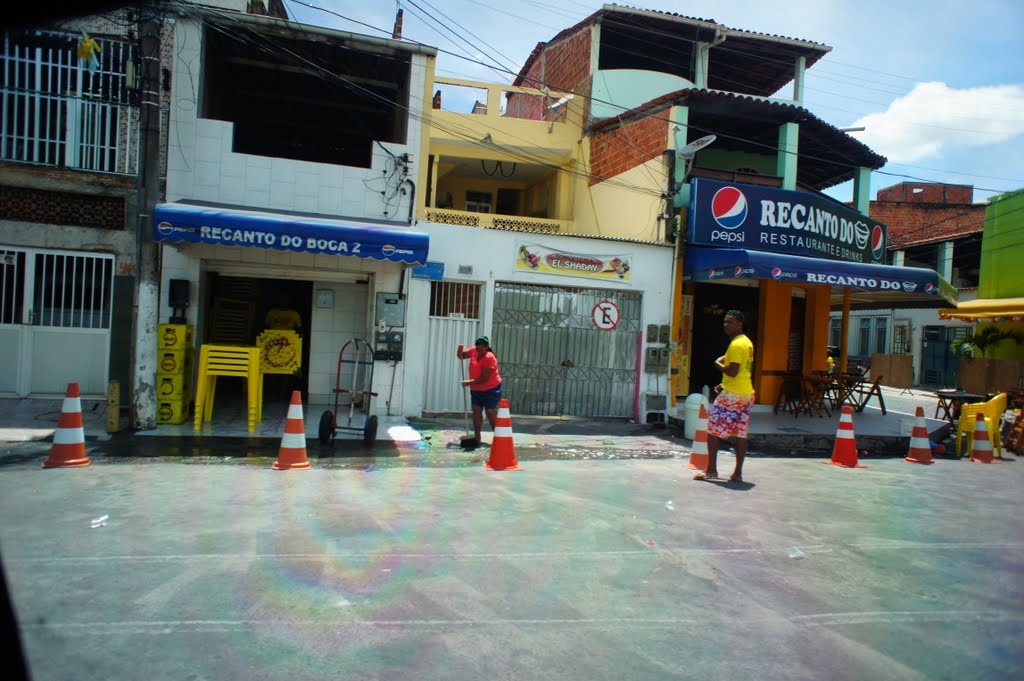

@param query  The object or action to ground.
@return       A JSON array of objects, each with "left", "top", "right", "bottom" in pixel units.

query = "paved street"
[{"left": 0, "top": 447, "right": 1022, "bottom": 680}]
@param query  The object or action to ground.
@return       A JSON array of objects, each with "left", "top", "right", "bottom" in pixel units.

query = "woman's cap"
[{"left": 475, "top": 336, "right": 489, "bottom": 346}]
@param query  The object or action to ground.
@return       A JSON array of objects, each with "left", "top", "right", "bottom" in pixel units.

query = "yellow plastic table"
[{"left": 193, "top": 344, "right": 263, "bottom": 432}]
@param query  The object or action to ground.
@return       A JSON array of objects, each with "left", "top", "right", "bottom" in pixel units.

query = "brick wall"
[
  {"left": 876, "top": 182, "right": 973, "bottom": 204},
  {"left": 589, "top": 112, "right": 670, "bottom": 185},
  {"left": 510, "top": 30, "right": 592, "bottom": 120},
  {"left": 871, "top": 201, "right": 984, "bottom": 247}
]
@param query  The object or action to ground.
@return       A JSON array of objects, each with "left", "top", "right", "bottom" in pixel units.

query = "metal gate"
[
  {"left": 920, "top": 325, "right": 968, "bottom": 388},
  {"left": 0, "top": 246, "right": 114, "bottom": 397},
  {"left": 422, "top": 281, "right": 482, "bottom": 413},
  {"left": 492, "top": 281, "right": 641, "bottom": 417}
]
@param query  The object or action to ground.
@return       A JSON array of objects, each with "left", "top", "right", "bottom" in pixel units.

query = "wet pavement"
[{"left": 0, "top": 452, "right": 1021, "bottom": 680}]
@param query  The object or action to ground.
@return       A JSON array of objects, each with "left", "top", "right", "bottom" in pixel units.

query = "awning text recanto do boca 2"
[
  {"left": 684, "top": 247, "right": 958, "bottom": 309},
  {"left": 152, "top": 203, "right": 429, "bottom": 265}
]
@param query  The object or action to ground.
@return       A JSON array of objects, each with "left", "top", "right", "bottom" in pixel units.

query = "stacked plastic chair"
[{"left": 193, "top": 344, "right": 264, "bottom": 432}]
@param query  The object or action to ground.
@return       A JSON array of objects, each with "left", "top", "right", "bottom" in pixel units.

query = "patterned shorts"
[{"left": 707, "top": 390, "right": 756, "bottom": 439}]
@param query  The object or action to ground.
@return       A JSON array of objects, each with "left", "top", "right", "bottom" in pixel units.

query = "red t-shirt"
[{"left": 468, "top": 350, "right": 501, "bottom": 391}]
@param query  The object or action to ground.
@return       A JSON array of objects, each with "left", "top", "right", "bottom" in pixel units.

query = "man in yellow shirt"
[{"left": 694, "top": 310, "right": 755, "bottom": 483}]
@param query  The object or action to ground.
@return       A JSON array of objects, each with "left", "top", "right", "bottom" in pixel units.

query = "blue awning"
[
  {"left": 684, "top": 247, "right": 957, "bottom": 307},
  {"left": 153, "top": 203, "right": 429, "bottom": 265}
]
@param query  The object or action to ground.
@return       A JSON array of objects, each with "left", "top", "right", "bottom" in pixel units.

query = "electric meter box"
[{"left": 375, "top": 293, "right": 406, "bottom": 328}]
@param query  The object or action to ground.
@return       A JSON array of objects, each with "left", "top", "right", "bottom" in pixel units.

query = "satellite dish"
[
  {"left": 548, "top": 94, "right": 574, "bottom": 110},
  {"left": 677, "top": 134, "right": 717, "bottom": 159},
  {"left": 676, "top": 134, "right": 717, "bottom": 179}
]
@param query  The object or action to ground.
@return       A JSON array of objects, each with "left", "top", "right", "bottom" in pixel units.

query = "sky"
[{"left": 283, "top": 0, "right": 1024, "bottom": 204}]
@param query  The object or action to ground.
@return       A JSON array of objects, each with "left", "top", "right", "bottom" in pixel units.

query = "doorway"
[
  {"left": 202, "top": 274, "right": 313, "bottom": 400},
  {"left": 688, "top": 283, "right": 759, "bottom": 395}
]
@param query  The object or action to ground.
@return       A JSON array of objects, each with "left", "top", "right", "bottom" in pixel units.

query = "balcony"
[
  {"left": 423, "top": 207, "right": 569, "bottom": 234},
  {"left": 424, "top": 77, "right": 578, "bottom": 230}
]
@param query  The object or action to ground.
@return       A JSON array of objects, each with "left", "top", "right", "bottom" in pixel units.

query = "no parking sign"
[{"left": 592, "top": 300, "right": 620, "bottom": 330}]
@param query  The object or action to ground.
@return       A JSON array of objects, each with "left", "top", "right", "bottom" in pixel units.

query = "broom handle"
[{"left": 461, "top": 359, "right": 470, "bottom": 434}]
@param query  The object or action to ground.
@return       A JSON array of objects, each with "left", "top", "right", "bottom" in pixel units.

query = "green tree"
[{"left": 951, "top": 325, "right": 1024, "bottom": 359}]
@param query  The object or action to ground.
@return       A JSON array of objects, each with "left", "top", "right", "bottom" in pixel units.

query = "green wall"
[{"left": 979, "top": 188, "right": 1024, "bottom": 299}]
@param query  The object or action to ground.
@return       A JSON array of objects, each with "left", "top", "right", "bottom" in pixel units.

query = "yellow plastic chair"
[
  {"left": 193, "top": 344, "right": 264, "bottom": 432},
  {"left": 955, "top": 393, "right": 1006, "bottom": 459}
]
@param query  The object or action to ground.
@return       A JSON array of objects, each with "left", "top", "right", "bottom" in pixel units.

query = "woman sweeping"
[{"left": 456, "top": 336, "right": 503, "bottom": 445}]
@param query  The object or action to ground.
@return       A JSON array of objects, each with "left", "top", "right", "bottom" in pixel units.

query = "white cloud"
[{"left": 851, "top": 82, "right": 1024, "bottom": 163}]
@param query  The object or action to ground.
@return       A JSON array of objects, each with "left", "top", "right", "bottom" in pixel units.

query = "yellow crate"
[
  {"left": 156, "top": 372, "right": 192, "bottom": 400},
  {"left": 157, "top": 348, "right": 194, "bottom": 375},
  {"left": 156, "top": 399, "right": 189, "bottom": 425},
  {"left": 158, "top": 324, "right": 194, "bottom": 351}
]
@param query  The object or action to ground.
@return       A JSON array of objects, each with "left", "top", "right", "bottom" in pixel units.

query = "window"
[
  {"left": 829, "top": 317, "right": 842, "bottom": 348},
  {"left": 1, "top": 29, "right": 137, "bottom": 173},
  {"left": 874, "top": 318, "right": 888, "bottom": 354},
  {"left": 202, "top": 26, "right": 411, "bottom": 167},
  {"left": 465, "top": 191, "right": 492, "bottom": 213},
  {"left": 858, "top": 318, "right": 871, "bottom": 355}
]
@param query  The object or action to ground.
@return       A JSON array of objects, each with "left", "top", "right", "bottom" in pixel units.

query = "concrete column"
[
  {"left": 938, "top": 240, "right": 954, "bottom": 281},
  {"left": 792, "top": 56, "right": 806, "bottom": 104},
  {"left": 776, "top": 122, "right": 798, "bottom": 190},
  {"left": 852, "top": 166, "right": 871, "bottom": 214},
  {"left": 892, "top": 250, "right": 905, "bottom": 267},
  {"left": 671, "top": 105, "right": 691, "bottom": 209}
]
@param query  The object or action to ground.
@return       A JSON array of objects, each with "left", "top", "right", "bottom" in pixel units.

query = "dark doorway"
[{"left": 688, "top": 283, "right": 759, "bottom": 395}]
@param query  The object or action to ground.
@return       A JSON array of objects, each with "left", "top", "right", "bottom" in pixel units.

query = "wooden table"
[{"left": 934, "top": 389, "right": 984, "bottom": 423}]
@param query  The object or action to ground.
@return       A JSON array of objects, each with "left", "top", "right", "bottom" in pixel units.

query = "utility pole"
[{"left": 132, "top": 0, "right": 162, "bottom": 429}]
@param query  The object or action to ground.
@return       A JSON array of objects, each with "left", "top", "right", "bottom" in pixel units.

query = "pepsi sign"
[{"left": 689, "top": 179, "right": 888, "bottom": 264}]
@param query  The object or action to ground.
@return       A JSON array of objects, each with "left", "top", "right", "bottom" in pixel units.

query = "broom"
[{"left": 458, "top": 360, "right": 478, "bottom": 447}]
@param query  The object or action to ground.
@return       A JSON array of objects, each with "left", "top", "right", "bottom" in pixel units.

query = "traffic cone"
[
  {"left": 687, "top": 402, "right": 710, "bottom": 470},
  {"left": 272, "top": 391, "right": 311, "bottom": 470},
  {"left": 42, "top": 382, "right": 91, "bottom": 468},
  {"left": 823, "top": 405, "right": 866, "bottom": 468},
  {"left": 485, "top": 398, "right": 521, "bottom": 471},
  {"left": 969, "top": 412, "right": 998, "bottom": 464},
  {"left": 905, "top": 406, "right": 935, "bottom": 465}
]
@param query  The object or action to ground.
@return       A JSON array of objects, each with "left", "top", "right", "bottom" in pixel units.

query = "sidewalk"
[{"left": 0, "top": 385, "right": 957, "bottom": 459}]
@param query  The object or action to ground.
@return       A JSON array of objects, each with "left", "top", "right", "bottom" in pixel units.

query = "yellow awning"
[{"left": 939, "top": 297, "right": 1024, "bottom": 320}]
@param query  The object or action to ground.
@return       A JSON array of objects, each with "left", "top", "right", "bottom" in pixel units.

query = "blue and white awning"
[
  {"left": 684, "top": 247, "right": 957, "bottom": 307},
  {"left": 153, "top": 203, "right": 429, "bottom": 265}
]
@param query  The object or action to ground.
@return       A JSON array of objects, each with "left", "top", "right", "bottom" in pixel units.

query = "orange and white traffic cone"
[
  {"left": 905, "top": 406, "right": 935, "bottom": 465},
  {"left": 823, "top": 405, "right": 866, "bottom": 468},
  {"left": 42, "top": 382, "right": 91, "bottom": 468},
  {"left": 485, "top": 398, "right": 521, "bottom": 471},
  {"left": 272, "top": 391, "right": 311, "bottom": 470},
  {"left": 969, "top": 412, "right": 998, "bottom": 464},
  {"left": 687, "top": 402, "right": 710, "bottom": 470}
]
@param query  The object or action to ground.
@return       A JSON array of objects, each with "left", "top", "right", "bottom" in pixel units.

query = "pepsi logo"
[
  {"left": 771, "top": 267, "right": 783, "bottom": 279},
  {"left": 734, "top": 266, "right": 743, "bottom": 276},
  {"left": 707, "top": 268, "right": 718, "bottom": 278},
  {"left": 711, "top": 186, "right": 747, "bottom": 229},
  {"left": 925, "top": 283, "right": 934, "bottom": 293},
  {"left": 382, "top": 244, "right": 396, "bottom": 256},
  {"left": 871, "top": 226, "right": 886, "bottom": 260},
  {"left": 157, "top": 221, "right": 175, "bottom": 236}
]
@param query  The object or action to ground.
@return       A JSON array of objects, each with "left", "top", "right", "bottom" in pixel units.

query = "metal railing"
[{"left": 2, "top": 30, "right": 139, "bottom": 174}]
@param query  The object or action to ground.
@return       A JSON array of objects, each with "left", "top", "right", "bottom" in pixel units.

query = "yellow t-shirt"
[{"left": 721, "top": 334, "right": 754, "bottom": 395}]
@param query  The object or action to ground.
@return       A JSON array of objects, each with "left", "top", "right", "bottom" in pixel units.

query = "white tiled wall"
[
  {"left": 307, "top": 282, "right": 370, "bottom": 406},
  {"left": 167, "top": 18, "right": 427, "bottom": 223}
]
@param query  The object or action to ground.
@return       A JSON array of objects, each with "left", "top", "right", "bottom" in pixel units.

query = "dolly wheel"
[
  {"left": 363, "top": 415, "right": 378, "bottom": 447},
  {"left": 318, "top": 410, "right": 335, "bottom": 445}
]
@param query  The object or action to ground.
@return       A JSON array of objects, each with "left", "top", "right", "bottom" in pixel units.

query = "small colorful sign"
[
  {"left": 592, "top": 300, "right": 621, "bottom": 331},
  {"left": 515, "top": 242, "right": 633, "bottom": 282}
]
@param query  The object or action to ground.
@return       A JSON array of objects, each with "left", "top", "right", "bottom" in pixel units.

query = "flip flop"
[{"left": 693, "top": 472, "right": 719, "bottom": 481}]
